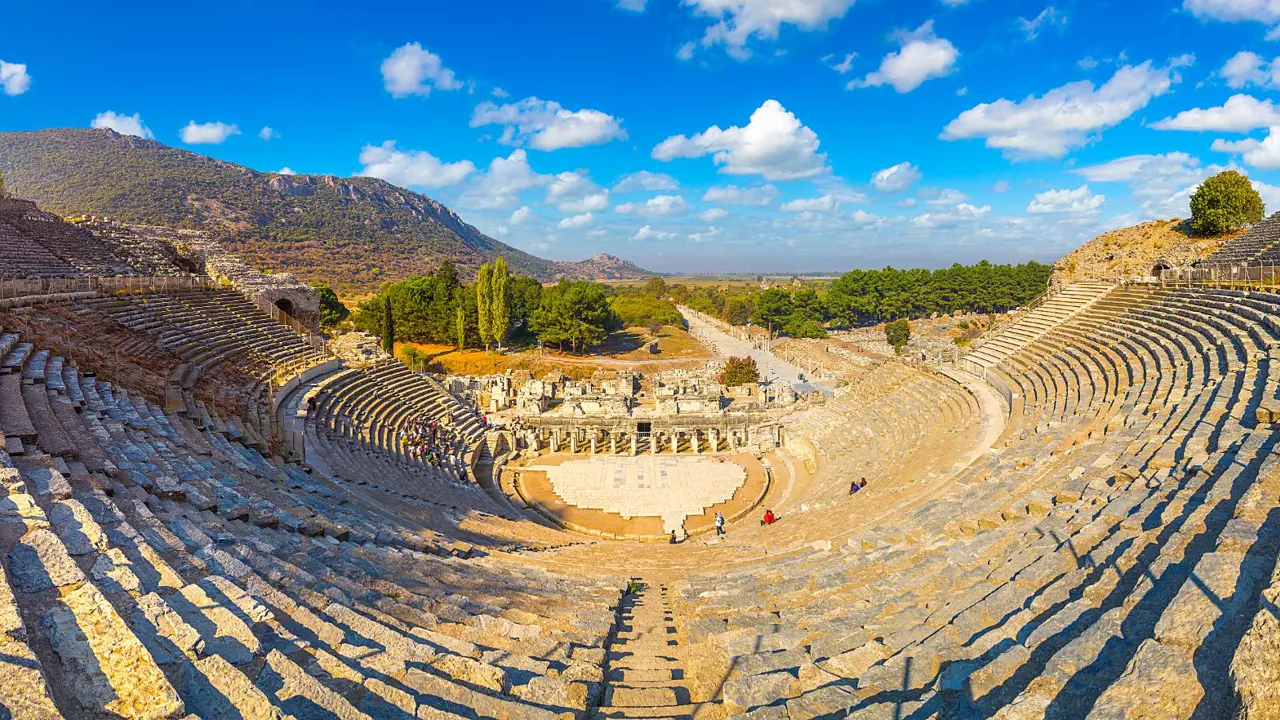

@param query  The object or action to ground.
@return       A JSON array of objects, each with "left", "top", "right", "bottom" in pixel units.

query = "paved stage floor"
[{"left": 531, "top": 455, "right": 747, "bottom": 534}]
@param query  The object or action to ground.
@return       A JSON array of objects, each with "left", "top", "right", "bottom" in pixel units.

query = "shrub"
[
  {"left": 719, "top": 356, "right": 760, "bottom": 386},
  {"left": 609, "top": 294, "right": 683, "bottom": 328},
  {"left": 885, "top": 318, "right": 910, "bottom": 353},
  {"left": 312, "top": 283, "right": 350, "bottom": 326},
  {"left": 784, "top": 316, "right": 826, "bottom": 339},
  {"left": 1190, "top": 170, "right": 1264, "bottom": 235}
]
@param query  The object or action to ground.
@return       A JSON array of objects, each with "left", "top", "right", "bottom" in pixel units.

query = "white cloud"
[
  {"left": 677, "top": 42, "right": 697, "bottom": 61},
  {"left": 912, "top": 203, "right": 990, "bottom": 228},
  {"left": 871, "top": 161, "right": 923, "bottom": 192},
  {"left": 942, "top": 60, "right": 1183, "bottom": 159},
  {"left": 780, "top": 194, "right": 837, "bottom": 212},
  {"left": 1183, "top": 0, "right": 1280, "bottom": 26},
  {"left": 849, "top": 21, "right": 958, "bottom": 93},
  {"left": 381, "top": 43, "right": 463, "bottom": 98},
  {"left": 1221, "top": 51, "right": 1280, "bottom": 88},
  {"left": 1018, "top": 6, "right": 1067, "bottom": 41},
  {"left": 940, "top": 0, "right": 970, "bottom": 6},
  {"left": 277, "top": 167, "right": 297, "bottom": 175},
  {"left": 510, "top": 206, "right": 534, "bottom": 225},
  {"left": 1026, "top": 185, "right": 1105, "bottom": 213},
  {"left": 1074, "top": 152, "right": 1227, "bottom": 218},
  {"left": 258, "top": 126, "right": 278, "bottom": 141},
  {"left": 653, "top": 100, "right": 828, "bottom": 179},
  {"left": 357, "top": 141, "right": 477, "bottom": 188},
  {"left": 91, "top": 111, "right": 153, "bottom": 139},
  {"left": 850, "top": 209, "right": 883, "bottom": 225},
  {"left": 559, "top": 212, "right": 595, "bottom": 228},
  {"left": 0, "top": 60, "right": 31, "bottom": 96},
  {"left": 612, "top": 171, "right": 680, "bottom": 193},
  {"left": 992, "top": 180, "right": 1011, "bottom": 193},
  {"left": 1152, "top": 94, "right": 1280, "bottom": 132},
  {"left": 180, "top": 121, "right": 241, "bottom": 145},
  {"left": 700, "top": 207, "right": 729, "bottom": 221},
  {"left": 825, "top": 52, "right": 857, "bottom": 74},
  {"left": 685, "top": 0, "right": 857, "bottom": 58},
  {"left": 465, "top": 150, "right": 553, "bottom": 209},
  {"left": 471, "top": 97, "right": 627, "bottom": 151},
  {"left": 632, "top": 225, "right": 676, "bottom": 240},
  {"left": 546, "top": 171, "right": 610, "bottom": 212},
  {"left": 616, "top": 194, "right": 690, "bottom": 217},
  {"left": 925, "top": 188, "right": 968, "bottom": 205},
  {"left": 701, "top": 184, "right": 780, "bottom": 205},
  {"left": 1212, "top": 127, "right": 1280, "bottom": 169},
  {"left": 689, "top": 227, "right": 723, "bottom": 243},
  {"left": 617, "top": 0, "right": 646, "bottom": 10}
]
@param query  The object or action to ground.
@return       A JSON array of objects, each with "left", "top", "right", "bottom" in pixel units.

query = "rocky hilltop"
[
  {"left": 0, "top": 128, "right": 655, "bottom": 292},
  {"left": 1055, "top": 218, "right": 1244, "bottom": 285}
]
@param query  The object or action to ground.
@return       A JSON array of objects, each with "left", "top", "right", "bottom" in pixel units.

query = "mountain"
[{"left": 0, "top": 128, "right": 655, "bottom": 292}]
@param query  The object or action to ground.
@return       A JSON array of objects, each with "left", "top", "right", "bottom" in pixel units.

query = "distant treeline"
[{"left": 674, "top": 261, "right": 1053, "bottom": 337}]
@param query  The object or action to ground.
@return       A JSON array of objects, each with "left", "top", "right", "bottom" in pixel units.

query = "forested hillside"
[{"left": 0, "top": 128, "right": 652, "bottom": 292}]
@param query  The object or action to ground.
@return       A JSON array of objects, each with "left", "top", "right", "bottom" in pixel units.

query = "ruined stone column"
[
  {"left": 551, "top": 432, "right": 558, "bottom": 453},
  {"left": 570, "top": 431, "right": 577, "bottom": 454},
  {"left": 693, "top": 430, "right": 701, "bottom": 454},
  {"left": 631, "top": 433, "right": 637, "bottom": 456},
  {"left": 590, "top": 433, "right": 597, "bottom": 454},
  {"left": 650, "top": 432, "right": 658, "bottom": 455},
  {"left": 610, "top": 434, "right": 617, "bottom": 454}
]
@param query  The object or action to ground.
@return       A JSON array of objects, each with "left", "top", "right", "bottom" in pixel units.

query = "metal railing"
[{"left": 1160, "top": 261, "right": 1280, "bottom": 289}]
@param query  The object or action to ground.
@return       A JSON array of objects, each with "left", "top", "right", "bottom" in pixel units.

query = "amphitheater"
[{"left": 1, "top": 189, "right": 1280, "bottom": 720}]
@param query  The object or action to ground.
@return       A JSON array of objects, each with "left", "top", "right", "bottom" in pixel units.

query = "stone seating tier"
[{"left": 0, "top": 331, "right": 619, "bottom": 719}]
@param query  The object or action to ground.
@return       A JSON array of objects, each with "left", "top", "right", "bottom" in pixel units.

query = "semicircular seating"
[{"left": 2, "top": 281, "right": 1280, "bottom": 718}]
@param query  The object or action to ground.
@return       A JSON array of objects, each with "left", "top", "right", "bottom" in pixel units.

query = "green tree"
[
  {"left": 0, "top": 170, "right": 6, "bottom": 197},
  {"left": 643, "top": 276, "right": 668, "bottom": 298},
  {"left": 530, "top": 280, "right": 618, "bottom": 353},
  {"left": 476, "top": 263, "right": 494, "bottom": 350},
  {"left": 455, "top": 303, "right": 466, "bottom": 350},
  {"left": 311, "top": 283, "right": 350, "bottom": 326},
  {"left": 722, "top": 297, "right": 750, "bottom": 326},
  {"left": 490, "top": 256, "right": 510, "bottom": 351},
  {"left": 1190, "top": 170, "right": 1264, "bottom": 235},
  {"left": 507, "top": 275, "right": 543, "bottom": 334},
  {"left": 381, "top": 298, "right": 396, "bottom": 355},
  {"left": 751, "top": 289, "right": 793, "bottom": 336},
  {"left": 885, "top": 318, "right": 910, "bottom": 353},
  {"left": 719, "top": 356, "right": 760, "bottom": 386}
]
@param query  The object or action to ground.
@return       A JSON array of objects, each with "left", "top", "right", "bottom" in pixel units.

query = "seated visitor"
[{"left": 762, "top": 509, "right": 776, "bottom": 525}]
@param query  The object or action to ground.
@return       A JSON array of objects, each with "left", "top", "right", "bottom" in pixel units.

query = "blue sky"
[{"left": 1, "top": 0, "right": 1278, "bottom": 273}]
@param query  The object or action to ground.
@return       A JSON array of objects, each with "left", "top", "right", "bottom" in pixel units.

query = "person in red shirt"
[{"left": 762, "top": 509, "right": 776, "bottom": 525}]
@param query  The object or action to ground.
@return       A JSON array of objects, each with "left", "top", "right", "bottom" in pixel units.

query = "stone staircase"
[
  {"left": 595, "top": 581, "right": 697, "bottom": 719},
  {"left": 965, "top": 282, "right": 1115, "bottom": 371}
]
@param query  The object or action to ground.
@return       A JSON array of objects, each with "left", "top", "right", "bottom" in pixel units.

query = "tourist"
[
  {"left": 669, "top": 530, "right": 678, "bottom": 544},
  {"left": 762, "top": 509, "right": 776, "bottom": 525},
  {"left": 850, "top": 478, "right": 862, "bottom": 495},
  {"left": 714, "top": 512, "right": 725, "bottom": 536}
]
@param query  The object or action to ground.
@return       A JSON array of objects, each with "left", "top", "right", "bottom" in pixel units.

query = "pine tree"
[
  {"left": 476, "top": 263, "right": 494, "bottom": 350},
  {"left": 381, "top": 299, "right": 395, "bottom": 355},
  {"left": 455, "top": 303, "right": 466, "bottom": 350},
  {"left": 490, "top": 257, "right": 509, "bottom": 352}
]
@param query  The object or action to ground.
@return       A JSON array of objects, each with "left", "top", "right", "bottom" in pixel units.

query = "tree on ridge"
[{"left": 1190, "top": 170, "right": 1264, "bottom": 235}]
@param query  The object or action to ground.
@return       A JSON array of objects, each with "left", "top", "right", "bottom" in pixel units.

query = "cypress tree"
[
  {"left": 491, "top": 257, "right": 509, "bottom": 352},
  {"left": 381, "top": 299, "right": 395, "bottom": 355},
  {"left": 476, "top": 263, "right": 494, "bottom": 350}
]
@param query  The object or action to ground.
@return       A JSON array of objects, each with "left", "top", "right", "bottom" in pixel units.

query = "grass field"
[{"left": 396, "top": 325, "right": 712, "bottom": 379}]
